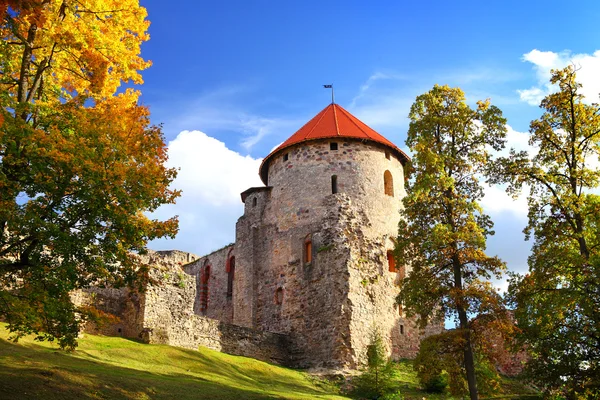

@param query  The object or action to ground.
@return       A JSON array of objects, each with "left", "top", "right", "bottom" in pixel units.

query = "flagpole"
[{"left": 323, "top": 84, "right": 334, "bottom": 104}]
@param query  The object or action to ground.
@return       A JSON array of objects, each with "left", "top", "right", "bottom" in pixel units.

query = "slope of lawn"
[
  {"left": 0, "top": 322, "right": 539, "bottom": 400},
  {"left": 0, "top": 323, "right": 347, "bottom": 400}
]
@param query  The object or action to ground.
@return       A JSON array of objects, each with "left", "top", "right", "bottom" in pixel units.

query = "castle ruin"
[{"left": 77, "top": 103, "right": 442, "bottom": 370}]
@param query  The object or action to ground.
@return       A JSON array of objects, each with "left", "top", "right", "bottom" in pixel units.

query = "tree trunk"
[{"left": 453, "top": 255, "right": 479, "bottom": 400}]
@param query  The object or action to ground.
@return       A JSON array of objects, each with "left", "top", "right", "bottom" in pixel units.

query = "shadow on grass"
[{"left": 0, "top": 337, "right": 340, "bottom": 400}]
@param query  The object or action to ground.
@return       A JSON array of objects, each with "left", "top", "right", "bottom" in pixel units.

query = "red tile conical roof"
[{"left": 259, "top": 103, "right": 409, "bottom": 184}]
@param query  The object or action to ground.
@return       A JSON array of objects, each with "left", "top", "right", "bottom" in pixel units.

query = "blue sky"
[{"left": 139, "top": 0, "right": 600, "bottom": 290}]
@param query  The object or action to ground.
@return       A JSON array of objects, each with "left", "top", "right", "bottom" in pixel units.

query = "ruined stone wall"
[
  {"left": 71, "top": 286, "right": 145, "bottom": 338},
  {"left": 240, "top": 196, "right": 355, "bottom": 369},
  {"left": 73, "top": 250, "right": 199, "bottom": 340},
  {"left": 336, "top": 195, "right": 443, "bottom": 365},
  {"left": 75, "top": 249, "right": 293, "bottom": 366},
  {"left": 184, "top": 244, "right": 235, "bottom": 323}
]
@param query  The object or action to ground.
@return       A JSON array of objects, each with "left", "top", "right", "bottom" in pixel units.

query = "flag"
[{"left": 323, "top": 84, "right": 332, "bottom": 88}]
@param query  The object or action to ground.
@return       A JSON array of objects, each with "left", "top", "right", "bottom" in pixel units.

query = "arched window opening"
[
  {"left": 252, "top": 197, "right": 257, "bottom": 207},
  {"left": 304, "top": 235, "right": 312, "bottom": 264},
  {"left": 226, "top": 256, "right": 235, "bottom": 299},
  {"left": 200, "top": 263, "right": 211, "bottom": 314},
  {"left": 387, "top": 250, "right": 396, "bottom": 272},
  {"left": 331, "top": 175, "right": 338, "bottom": 194},
  {"left": 274, "top": 288, "right": 284, "bottom": 305},
  {"left": 384, "top": 170, "right": 394, "bottom": 196}
]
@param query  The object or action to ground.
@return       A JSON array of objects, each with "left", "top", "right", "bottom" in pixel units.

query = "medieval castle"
[{"left": 76, "top": 103, "right": 442, "bottom": 370}]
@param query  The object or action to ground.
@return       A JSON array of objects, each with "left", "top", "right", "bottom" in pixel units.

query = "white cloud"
[
  {"left": 481, "top": 125, "right": 532, "bottom": 217},
  {"left": 502, "top": 124, "right": 533, "bottom": 155},
  {"left": 149, "top": 130, "right": 264, "bottom": 255},
  {"left": 519, "top": 49, "right": 600, "bottom": 105},
  {"left": 481, "top": 184, "right": 528, "bottom": 217}
]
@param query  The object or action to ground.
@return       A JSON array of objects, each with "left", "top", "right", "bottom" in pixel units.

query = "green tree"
[
  {"left": 352, "top": 328, "right": 395, "bottom": 399},
  {"left": 396, "top": 85, "right": 507, "bottom": 400},
  {"left": 492, "top": 66, "right": 600, "bottom": 398},
  {"left": 0, "top": 1, "right": 179, "bottom": 349}
]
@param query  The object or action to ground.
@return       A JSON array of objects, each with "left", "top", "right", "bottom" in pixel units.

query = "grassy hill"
[
  {"left": 0, "top": 323, "right": 347, "bottom": 400},
  {"left": 0, "top": 323, "right": 539, "bottom": 399}
]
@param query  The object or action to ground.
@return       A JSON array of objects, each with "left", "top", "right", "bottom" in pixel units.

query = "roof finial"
[{"left": 323, "top": 84, "right": 334, "bottom": 104}]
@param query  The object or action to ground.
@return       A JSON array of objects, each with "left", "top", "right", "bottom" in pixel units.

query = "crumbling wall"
[
  {"left": 184, "top": 244, "right": 235, "bottom": 323},
  {"left": 75, "top": 249, "right": 294, "bottom": 366},
  {"left": 73, "top": 250, "right": 197, "bottom": 340},
  {"left": 71, "top": 286, "right": 145, "bottom": 338}
]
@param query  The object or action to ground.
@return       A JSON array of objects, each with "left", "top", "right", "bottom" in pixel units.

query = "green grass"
[
  {"left": 0, "top": 323, "right": 348, "bottom": 400},
  {"left": 0, "top": 323, "right": 539, "bottom": 400}
]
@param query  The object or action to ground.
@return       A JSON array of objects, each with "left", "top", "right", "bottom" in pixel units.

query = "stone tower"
[
  {"left": 218, "top": 103, "right": 439, "bottom": 369},
  {"left": 75, "top": 103, "right": 442, "bottom": 370}
]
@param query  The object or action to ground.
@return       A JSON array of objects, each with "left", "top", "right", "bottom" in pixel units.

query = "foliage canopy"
[
  {"left": 0, "top": 0, "right": 179, "bottom": 349},
  {"left": 396, "top": 85, "right": 507, "bottom": 400},
  {"left": 492, "top": 66, "right": 600, "bottom": 398}
]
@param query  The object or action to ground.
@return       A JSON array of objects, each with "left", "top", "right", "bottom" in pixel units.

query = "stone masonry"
[{"left": 79, "top": 104, "right": 443, "bottom": 371}]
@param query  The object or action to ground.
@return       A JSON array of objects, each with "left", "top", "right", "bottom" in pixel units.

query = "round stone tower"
[
  {"left": 259, "top": 103, "right": 410, "bottom": 240},
  {"left": 233, "top": 104, "right": 439, "bottom": 369}
]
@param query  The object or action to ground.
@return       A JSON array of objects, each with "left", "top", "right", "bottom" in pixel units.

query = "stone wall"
[
  {"left": 75, "top": 249, "right": 293, "bottom": 366},
  {"left": 184, "top": 245, "right": 235, "bottom": 323},
  {"left": 72, "top": 286, "right": 144, "bottom": 338}
]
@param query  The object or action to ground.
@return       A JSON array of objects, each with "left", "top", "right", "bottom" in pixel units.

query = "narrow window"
[
  {"left": 304, "top": 235, "right": 312, "bottom": 264},
  {"left": 226, "top": 256, "right": 235, "bottom": 299},
  {"left": 385, "top": 151, "right": 390, "bottom": 160},
  {"left": 283, "top": 153, "right": 288, "bottom": 162},
  {"left": 384, "top": 170, "right": 394, "bottom": 196},
  {"left": 275, "top": 288, "right": 284, "bottom": 305},
  {"left": 200, "top": 263, "right": 211, "bottom": 314},
  {"left": 252, "top": 197, "right": 257, "bottom": 207},
  {"left": 400, "top": 324, "right": 404, "bottom": 335},
  {"left": 387, "top": 250, "right": 396, "bottom": 272},
  {"left": 330, "top": 142, "right": 338, "bottom": 151},
  {"left": 331, "top": 175, "right": 338, "bottom": 194}
]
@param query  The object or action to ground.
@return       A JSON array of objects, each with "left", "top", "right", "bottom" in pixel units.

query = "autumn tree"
[
  {"left": 396, "top": 85, "right": 507, "bottom": 400},
  {"left": 492, "top": 66, "right": 600, "bottom": 398},
  {"left": 0, "top": 0, "right": 179, "bottom": 349}
]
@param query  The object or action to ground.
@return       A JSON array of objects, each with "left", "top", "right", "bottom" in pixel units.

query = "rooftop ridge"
[{"left": 332, "top": 104, "right": 340, "bottom": 136}]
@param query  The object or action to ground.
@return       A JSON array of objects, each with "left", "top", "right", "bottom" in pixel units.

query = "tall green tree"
[
  {"left": 396, "top": 85, "right": 507, "bottom": 400},
  {"left": 492, "top": 66, "right": 600, "bottom": 398},
  {"left": 0, "top": 1, "right": 179, "bottom": 349}
]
